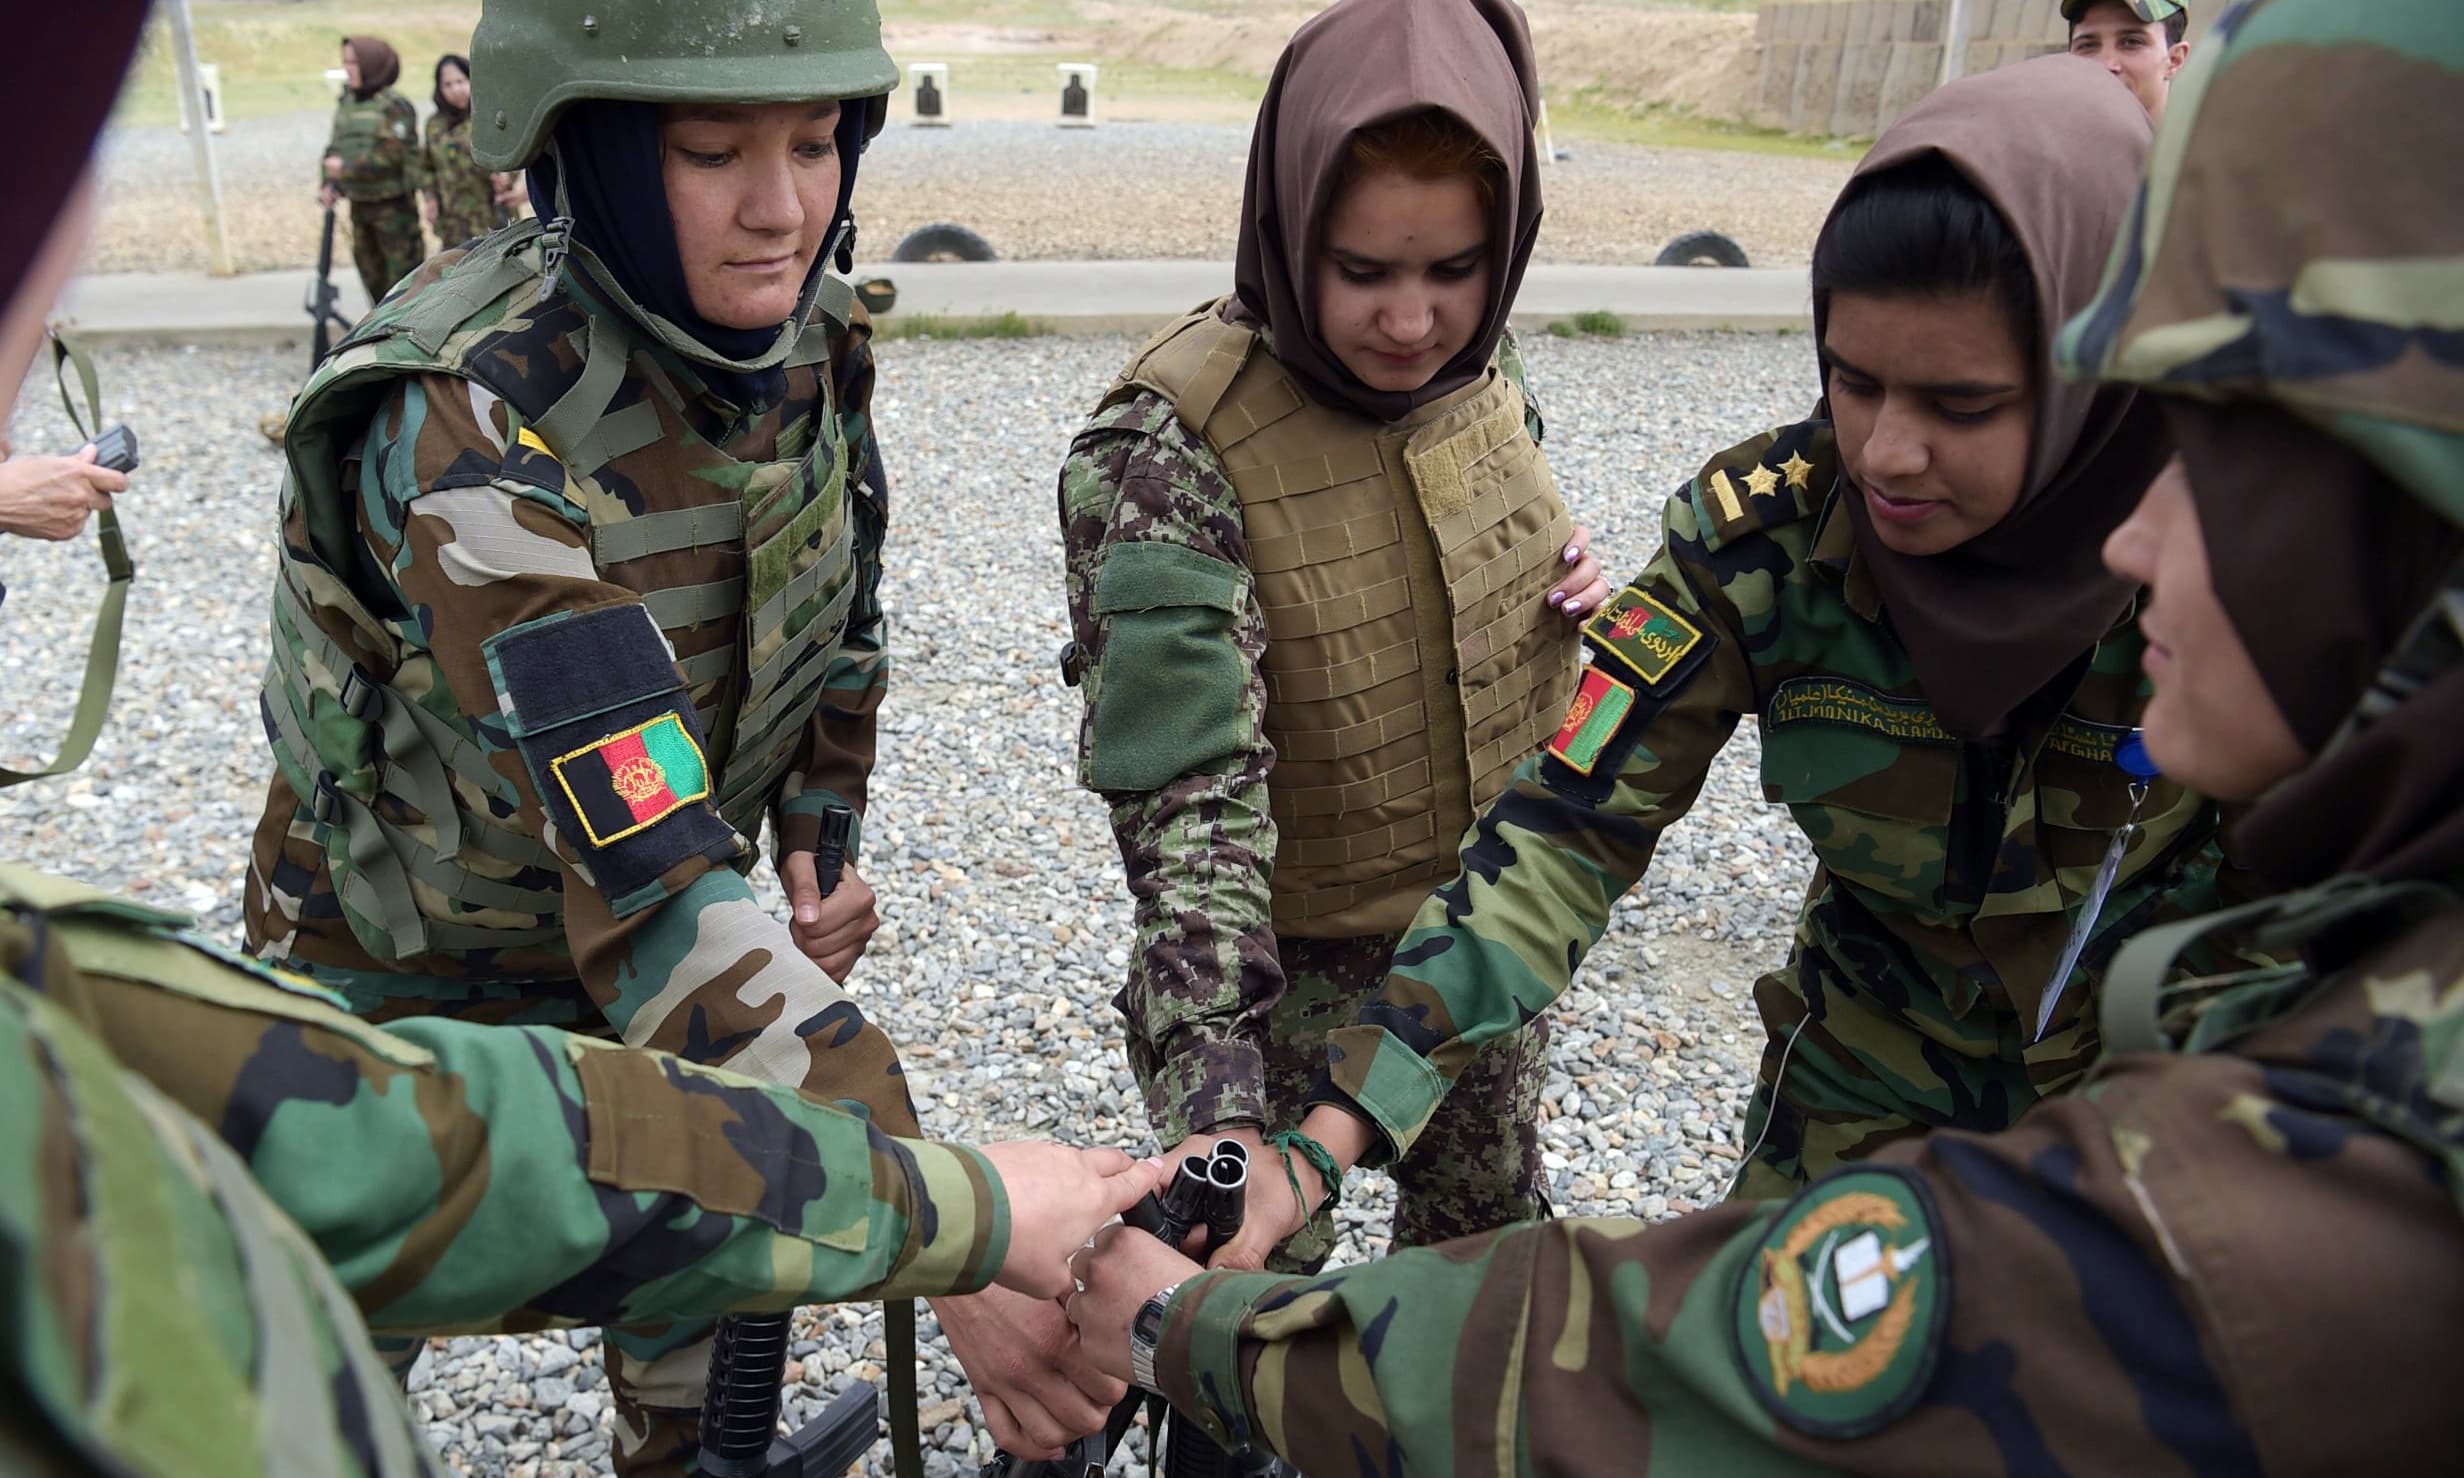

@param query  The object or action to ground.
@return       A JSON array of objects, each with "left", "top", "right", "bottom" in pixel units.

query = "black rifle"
[
  {"left": 700, "top": 806, "right": 879, "bottom": 1478},
  {"left": 307, "top": 205, "right": 354, "bottom": 369},
  {"left": 982, "top": 1141, "right": 1296, "bottom": 1478}
]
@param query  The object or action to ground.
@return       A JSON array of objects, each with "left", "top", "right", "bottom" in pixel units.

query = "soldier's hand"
[
  {"left": 322, "top": 154, "right": 343, "bottom": 181},
  {"left": 1065, "top": 1223, "right": 1204, "bottom": 1386},
  {"left": 780, "top": 854, "right": 878, "bottom": 980},
  {"left": 1546, "top": 522, "right": 1610, "bottom": 620},
  {"left": 979, "top": 1142, "right": 1166, "bottom": 1299},
  {"left": 319, "top": 183, "right": 340, "bottom": 208},
  {"left": 931, "top": 1284, "right": 1122, "bottom": 1460},
  {"left": 0, "top": 446, "right": 126, "bottom": 542}
]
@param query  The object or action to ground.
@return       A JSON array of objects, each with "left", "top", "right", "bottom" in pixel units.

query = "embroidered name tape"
[
  {"left": 1548, "top": 667, "right": 1637, "bottom": 776},
  {"left": 551, "top": 712, "right": 712, "bottom": 848},
  {"left": 1584, "top": 586, "right": 1706, "bottom": 689},
  {"left": 1765, "top": 677, "right": 1956, "bottom": 747}
]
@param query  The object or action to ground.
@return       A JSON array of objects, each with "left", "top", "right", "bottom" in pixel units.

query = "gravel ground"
[
  {"left": 94, "top": 113, "right": 1852, "bottom": 277},
  {"left": 0, "top": 329, "right": 1820, "bottom": 1476}
]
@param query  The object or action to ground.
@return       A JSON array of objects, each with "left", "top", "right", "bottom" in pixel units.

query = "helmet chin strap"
[{"left": 531, "top": 138, "right": 845, "bottom": 375}]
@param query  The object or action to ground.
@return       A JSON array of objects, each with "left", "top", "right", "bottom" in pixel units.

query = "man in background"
[{"left": 2064, "top": 0, "right": 2192, "bottom": 120}]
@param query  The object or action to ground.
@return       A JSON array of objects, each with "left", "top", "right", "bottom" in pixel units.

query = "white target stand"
[
  {"left": 191, "top": 63, "right": 228, "bottom": 134},
  {"left": 908, "top": 62, "right": 951, "bottom": 127},
  {"left": 1056, "top": 63, "right": 1098, "bottom": 128}
]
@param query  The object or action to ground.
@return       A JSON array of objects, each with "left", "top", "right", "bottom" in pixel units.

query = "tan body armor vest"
[
  {"left": 1114, "top": 304, "right": 1579, "bottom": 936},
  {"left": 261, "top": 220, "right": 862, "bottom": 964}
]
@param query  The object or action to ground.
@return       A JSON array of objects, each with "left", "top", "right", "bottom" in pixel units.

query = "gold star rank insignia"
[
  {"left": 1744, "top": 463, "right": 1781, "bottom": 501},
  {"left": 1780, "top": 451, "right": 1815, "bottom": 491}
]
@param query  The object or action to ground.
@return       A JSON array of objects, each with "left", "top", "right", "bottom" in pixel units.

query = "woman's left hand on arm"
[{"left": 1547, "top": 522, "right": 1610, "bottom": 620}]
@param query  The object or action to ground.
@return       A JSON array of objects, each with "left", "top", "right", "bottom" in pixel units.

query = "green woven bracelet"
[{"left": 1267, "top": 1129, "right": 1342, "bottom": 1218}]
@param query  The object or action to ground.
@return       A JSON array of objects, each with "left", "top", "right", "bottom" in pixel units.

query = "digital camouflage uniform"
[
  {"left": 1060, "top": 310, "right": 1567, "bottom": 1267},
  {"left": 1313, "top": 420, "right": 2264, "bottom": 1201},
  {"left": 324, "top": 87, "right": 428, "bottom": 305},
  {"left": 245, "top": 212, "right": 900, "bottom": 1464},
  {"left": 1142, "top": 2, "right": 2464, "bottom": 1469},
  {"left": 423, "top": 111, "right": 503, "bottom": 251},
  {"left": 1, "top": 866, "right": 1005, "bottom": 1477}
]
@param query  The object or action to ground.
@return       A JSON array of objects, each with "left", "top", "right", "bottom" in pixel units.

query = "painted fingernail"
[
  {"left": 1547, "top": 590, "right": 1566, "bottom": 608},
  {"left": 1564, "top": 543, "right": 1582, "bottom": 563},
  {"left": 1563, "top": 601, "right": 1583, "bottom": 616}
]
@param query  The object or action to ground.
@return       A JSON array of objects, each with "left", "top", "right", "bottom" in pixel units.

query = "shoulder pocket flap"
[
  {"left": 1094, "top": 540, "right": 1247, "bottom": 616},
  {"left": 571, "top": 1039, "right": 868, "bottom": 1251},
  {"left": 1759, "top": 695, "right": 1958, "bottom": 824},
  {"left": 484, "top": 602, "right": 689, "bottom": 741}
]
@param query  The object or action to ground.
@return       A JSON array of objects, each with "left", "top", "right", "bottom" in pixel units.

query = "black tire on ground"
[
  {"left": 890, "top": 223, "right": 999, "bottom": 263},
  {"left": 1653, "top": 230, "right": 1750, "bottom": 269}
]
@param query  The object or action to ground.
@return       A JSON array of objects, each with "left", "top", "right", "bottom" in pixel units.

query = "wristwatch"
[{"left": 1129, "top": 1278, "right": 1187, "bottom": 1394}]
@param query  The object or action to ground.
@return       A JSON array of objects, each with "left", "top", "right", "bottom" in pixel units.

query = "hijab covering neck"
[
  {"left": 1231, "top": 0, "right": 1543, "bottom": 424},
  {"left": 526, "top": 98, "right": 872, "bottom": 407},
  {"left": 2170, "top": 404, "right": 2464, "bottom": 892},
  {"left": 1819, "top": 54, "right": 2166, "bottom": 740},
  {"left": 432, "top": 54, "right": 472, "bottom": 128},
  {"left": 344, "top": 36, "right": 401, "bottom": 100}
]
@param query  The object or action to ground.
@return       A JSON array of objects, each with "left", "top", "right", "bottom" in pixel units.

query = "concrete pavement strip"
[{"left": 51, "top": 260, "right": 1811, "bottom": 348}]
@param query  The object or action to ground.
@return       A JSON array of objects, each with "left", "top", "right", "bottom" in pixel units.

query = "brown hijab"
[
  {"left": 1818, "top": 55, "right": 2169, "bottom": 739},
  {"left": 345, "top": 36, "right": 402, "bottom": 100},
  {"left": 1231, "top": 0, "right": 1543, "bottom": 424},
  {"left": 2172, "top": 402, "right": 2464, "bottom": 890}
]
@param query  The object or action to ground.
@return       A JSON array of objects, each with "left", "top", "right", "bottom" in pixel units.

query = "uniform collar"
[{"left": 1809, "top": 483, "right": 1885, "bottom": 622}]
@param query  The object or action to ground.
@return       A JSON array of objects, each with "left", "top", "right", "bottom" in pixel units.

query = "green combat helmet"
[
  {"left": 468, "top": 0, "right": 897, "bottom": 170},
  {"left": 2060, "top": 0, "right": 2189, "bottom": 22},
  {"left": 465, "top": 0, "right": 899, "bottom": 369},
  {"left": 2058, "top": 0, "right": 2464, "bottom": 528}
]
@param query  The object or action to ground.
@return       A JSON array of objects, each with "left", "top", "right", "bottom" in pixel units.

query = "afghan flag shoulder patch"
[
  {"left": 1547, "top": 666, "right": 1638, "bottom": 776},
  {"left": 551, "top": 711, "right": 712, "bottom": 848},
  {"left": 1584, "top": 585, "right": 1708, "bottom": 691}
]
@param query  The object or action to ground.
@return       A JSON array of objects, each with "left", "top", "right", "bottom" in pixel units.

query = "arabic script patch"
[
  {"left": 1584, "top": 586, "right": 1706, "bottom": 689},
  {"left": 550, "top": 711, "right": 712, "bottom": 848},
  {"left": 1734, "top": 1167, "right": 1949, "bottom": 1438}
]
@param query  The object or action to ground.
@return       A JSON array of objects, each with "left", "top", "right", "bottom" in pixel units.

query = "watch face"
[{"left": 1135, "top": 1298, "right": 1167, "bottom": 1343}]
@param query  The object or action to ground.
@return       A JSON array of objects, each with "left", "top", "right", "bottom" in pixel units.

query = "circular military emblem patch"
[{"left": 1733, "top": 1166, "right": 1950, "bottom": 1438}]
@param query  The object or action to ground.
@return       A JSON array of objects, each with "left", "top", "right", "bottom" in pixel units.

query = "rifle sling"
[
  {"left": 888, "top": 1298, "right": 923, "bottom": 1478},
  {"left": 0, "top": 336, "right": 131, "bottom": 790}
]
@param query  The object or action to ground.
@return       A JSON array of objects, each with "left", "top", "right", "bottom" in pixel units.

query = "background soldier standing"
[
  {"left": 2064, "top": 0, "right": 2193, "bottom": 121},
  {"left": 422, "top": 53, "right": 512, "bottom": 250},
  {"left": 319, "top": 35, "right": 427, "bottom": 306}
]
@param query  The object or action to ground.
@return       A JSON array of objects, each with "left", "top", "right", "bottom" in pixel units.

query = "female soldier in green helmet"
[{"left": 248, "top": 0, "right": 1103, "bottom": 1468}]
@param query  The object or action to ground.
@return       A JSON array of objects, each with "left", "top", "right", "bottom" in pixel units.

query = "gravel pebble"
[
  {"left": 0, "top": 328, "right": 1819, "bottom": 1474},
  {"left": 92, "top": 114, "right": 1850, "bottom": 277}
]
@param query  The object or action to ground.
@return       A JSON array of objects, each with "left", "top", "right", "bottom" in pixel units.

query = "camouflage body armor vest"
[
  {"left": 328, "top": 90, "right": 419, "bottom": 203},
  {"left": 262, "top": 219, "right": 862, "bottom": 965},
  {"left": 1113, "top": 304, "right": 1580, "bottom": 936}
]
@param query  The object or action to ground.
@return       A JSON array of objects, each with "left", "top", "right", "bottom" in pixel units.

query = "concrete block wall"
[{"left": 1748, "top": 0, "right": 2216, "bottom": 139}]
